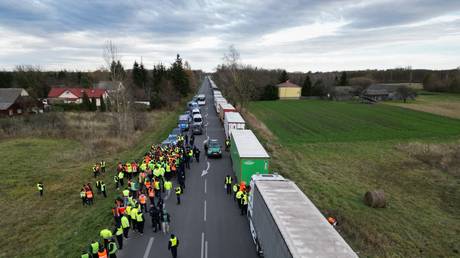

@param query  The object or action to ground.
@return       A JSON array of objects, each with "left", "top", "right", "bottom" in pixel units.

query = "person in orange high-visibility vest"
[
  {"left": 86, "top": 190, "right": 94, "bottom": 205},
  {"left": 139, "top": 193, "right": 147, "bottom": 213},
  {"left": 239, "top": 181, "right": 246, "bottom": 192},
  {"left": 148, "top": 187, "right": 155, "bottom": 205},
  {"left": 97, "top": 246, "right": 108, "bottom": 258},
  {"left": 327, "top": 217, "right": 337, "bottom": 226}
]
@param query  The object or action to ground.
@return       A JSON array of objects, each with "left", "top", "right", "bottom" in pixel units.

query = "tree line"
[{"left": 213, "top": 46, "right": 460, "bottom": 105}]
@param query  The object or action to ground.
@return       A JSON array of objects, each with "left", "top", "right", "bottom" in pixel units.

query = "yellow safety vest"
[
  {"left": 116, "top": 226, "right": 123, "bottom": 236},
  {"left": 121, "top": 216, "right": 130, "bottom": 228},
  {"left": 236, "top": 191, "right": 243, "bottom": 199},
  {"left": 225, "top": 177, "right": 232, "bottom": 184},
  {"left": 175, "top": 187, "right": 181, "bottom": 195},
  {"left": 136, "top": 212, "right": 143, "bottom": 222},
  {"left": 170, "top": 237, "right": 178, "bottom": 247}
]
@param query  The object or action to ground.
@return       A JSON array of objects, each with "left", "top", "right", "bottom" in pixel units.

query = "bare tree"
[
  {"left": 222, "top": 45, "right": 253, "bottom": 110},
  {"left": 102, "top": 40, "right": 133, "bottom": 136}
]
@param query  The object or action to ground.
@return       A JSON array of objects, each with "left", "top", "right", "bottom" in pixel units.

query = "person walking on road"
[
  {"left": 164, "top": 180, "right": 173, "bottom": 200},
  {"left": 37, "top": 182, "right": 44, "bottom": 197},
  {"left": 194, "top": 146, "right": 200, "bottom": 163},
  {"left": 168, "top": 234, "right": 179, "bottom": 258},
  {"left": 190, "top": 134, "right": 195, "bottom": 147},
  {"left": 136, "top": 209, "right": 145, "bottom": 235},
  {"left": 161, "top": 209, "right": 171, "bottom": 234},
  {"left": 241, "top": 193, "right": 249, "bottom": 216},
  {"left": 107, "top": 239, "right": 118, "bottom": 258},
  {"left": 175, "top": 186, "right": 182, "bottom": 205},
  {"left": 232, "top": 183, "right": 239, "bottom": 202},
  {"left": 114, "top": 225, "right": 123, "bottom": 250},
  {"left": 236, "top": 189, "right": 243, "bottom": 210},
  {"left": 113, "top": 175, "right": 120, "bottom": 190},
  {"left": 225, "top": 175, "right": 232, "bottom": 195},
  {"left": 121, "top": 215, "right": 130, "bottom": 238}
]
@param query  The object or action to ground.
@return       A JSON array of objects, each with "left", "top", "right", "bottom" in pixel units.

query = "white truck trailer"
[
  {"left": 248, "top": 174, "right": 358, "bottom": 258},
  {"left": 224, "top": 111, "right": 245, "bottom": 138}
]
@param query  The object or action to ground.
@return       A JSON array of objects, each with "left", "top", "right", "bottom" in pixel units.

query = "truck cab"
[{"left": 178, "top": 114, "right": 189, "bottom": 131}]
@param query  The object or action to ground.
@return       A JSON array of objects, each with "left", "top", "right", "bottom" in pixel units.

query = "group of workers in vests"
[
  {"left": 225, "top": 175, "right": 250, "bottom": 215},
  {"left": 80, "top": 135, "right": 190, "bottom": 258}
]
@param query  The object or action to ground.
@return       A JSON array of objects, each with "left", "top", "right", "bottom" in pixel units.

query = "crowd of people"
[{"left": 78, "top": 135, "right": 196, "bottom": 258}]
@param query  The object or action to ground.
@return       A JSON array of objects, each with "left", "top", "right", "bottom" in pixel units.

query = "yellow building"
[{"left": 276, "top": 80, "right": 301, "bottom": 100}]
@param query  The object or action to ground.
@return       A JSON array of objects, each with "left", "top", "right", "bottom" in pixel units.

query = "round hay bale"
[{"left": 364, "top": 190, "right": 386, "bottom": 208}]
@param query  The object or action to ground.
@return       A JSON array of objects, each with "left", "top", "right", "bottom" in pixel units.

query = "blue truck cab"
[{"left": 178, "top": 114, "right": 190, "bottom": 131}]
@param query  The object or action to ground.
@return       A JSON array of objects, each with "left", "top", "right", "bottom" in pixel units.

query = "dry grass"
[
  {"left": 0, "top": 111, "right": 166, "bottom": 157},
  {"left": 387, "top": 92, "right": 460, "bottom": 119}
]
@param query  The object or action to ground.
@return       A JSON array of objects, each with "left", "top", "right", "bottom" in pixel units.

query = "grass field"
[
  {"left": 247, "top": 100, "right": 460, "bottom": 257},
  {"left": 249, "top": 100, "right": 460, "bottom": 144},
  {"left": 386, "top": 92, "right": 460, "bottom": 119},
  {"left": 0, "top": 110, "right": 179, "bottom": 258}
]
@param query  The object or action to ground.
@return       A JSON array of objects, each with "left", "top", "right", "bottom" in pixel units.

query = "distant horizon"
[{"left": 1, "top": 1, "right": 459, "bottom": 72}]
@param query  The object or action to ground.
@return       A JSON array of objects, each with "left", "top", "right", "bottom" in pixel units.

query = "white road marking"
[
  {"left": 204, "top": 178, "right": 207, "bottom": 193},
  {"left": 201, "top": 232, "right": 205, "bottom": 258},
  {"left": 204, "top": 200, "right": 207, "bottom": 221},
  {"left": 201, "top": 161, "right": 210, "bottom": 177},
  {"left": 143, "top": 237, "right": 154, "bottom": 258},
  {"left": 205, "top": 240, "right": 208, "bottom": 258}
]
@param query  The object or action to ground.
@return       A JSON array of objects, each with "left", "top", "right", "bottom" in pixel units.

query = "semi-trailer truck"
[{"left": 248, "top": 174, "right": 358, "bottom": 258}]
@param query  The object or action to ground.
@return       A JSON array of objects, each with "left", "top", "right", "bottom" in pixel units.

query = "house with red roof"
[{"left": 48, "top": 87, "right": 108, "bottom": 107}]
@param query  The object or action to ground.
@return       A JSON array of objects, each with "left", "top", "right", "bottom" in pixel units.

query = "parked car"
[
  {"left": 191, "top": 124, "right": 203, "bottom": 135},
  {"left": 205, "top": 139, "right": 222, "bottom": 158}
]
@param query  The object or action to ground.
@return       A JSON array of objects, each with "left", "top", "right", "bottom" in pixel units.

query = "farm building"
[
  {"left": 0, "top": 88, "right": 43, "bottom": 116},
  {"left": 331, "top": 86, "right": 359, "bottom": 101},
  {"left": 276, "top": 80, "right": 301, "bottom": 100},
  {"left": 362, "top": 84, "right": 416, "bottom": 101},
  {"left": 48, "top": 87, "right": 108, "bottom": 107}
]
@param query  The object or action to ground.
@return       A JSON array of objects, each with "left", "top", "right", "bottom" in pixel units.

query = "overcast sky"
[{"left": 1, "top": 0, "right": 459, "bottom": 72}]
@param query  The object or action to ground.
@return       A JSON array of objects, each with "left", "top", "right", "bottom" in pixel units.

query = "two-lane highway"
[{"left": 119, "top": 79, "right": 258, "bottom": 258}]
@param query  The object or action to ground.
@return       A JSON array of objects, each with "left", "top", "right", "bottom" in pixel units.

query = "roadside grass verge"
[
  {"left": 0, "top": 109, "right": 180, "bottom": 258},
  {"left": 246, "top": 100, "right": 460, "bottom": 257}
]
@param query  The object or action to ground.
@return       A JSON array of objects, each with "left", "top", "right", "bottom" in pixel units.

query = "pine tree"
[
  {"left": 81, "top": 92, "right": 91, "bottom": 111},
  {"left": 301, "top": 76, "right": 312, "bottom": 96},
  {"left": 132, "top": 61, "right": 143, "bottom": 88},
  {"left": 279, "top": 70, "right": 289, "bottom": 83},
  {"left": 339, "top": 71, "right": 348, "bottom": 86},
  {"left": 169, "top": 54, "right": 190, "bottom": 97}
]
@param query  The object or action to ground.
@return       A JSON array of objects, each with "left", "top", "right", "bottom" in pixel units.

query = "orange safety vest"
[
  {"left": 86, "top": 191, "right": 93, "bottom": 198},
  {"left": 148, "top": 188, "right": 155, "bottom": 198},
  {"left": 145, "top": 180, "right": 151, "bottom": 189},
  {"left": 98, "top": 249, "right": 107, "bottom": 258},
  {"left": 139, "top": 195, "right": 146, "bottom": 204}
]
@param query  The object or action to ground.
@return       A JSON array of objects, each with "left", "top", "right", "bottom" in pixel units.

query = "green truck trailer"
[{"left": 230, "top": 130, "right": 270, "bottom": 183}]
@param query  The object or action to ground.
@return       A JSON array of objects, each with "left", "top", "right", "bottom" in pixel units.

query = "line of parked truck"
[{"left": 207, "top": 76, "right": 358, "bottom": 258}]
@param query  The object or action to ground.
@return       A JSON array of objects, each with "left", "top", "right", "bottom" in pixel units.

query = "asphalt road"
[{"left": 119, "top": 79, "right": 258, "bottom": 258}]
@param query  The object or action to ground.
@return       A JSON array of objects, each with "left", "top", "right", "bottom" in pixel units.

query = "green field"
[
  {"left": 249, "top": 100, "right": 460, "bottom": 144},
  {"left": 0, "top": 111, "right": 178, "bottom": 258},
  {"left": 248, "top": 100, "right": 460, "bottom": 257}
]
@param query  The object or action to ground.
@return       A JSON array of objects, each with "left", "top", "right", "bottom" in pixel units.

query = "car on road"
[
  {"left": 161, "top": 134, "right": 178, "bottom": 146},
  {"left": 191, "top": 124, "right": 203, "bottom": 135},
  {"left": 187, "top": 101, "right": 199, "bottom": 112},
  {"left": 171, "top": 127, "right": 181, "bottom": 136},
  {"left": 196, "top": 94, "right": 206, "bottom": 106},
  {"left": 192, "top": 113, "right": 203, "bottom": 127},
  {"left": 191, "top": 108, "right": 201, "bottom": 117},
  {"left": 205, "top": 138, "right": 222, "bottom": 158}
]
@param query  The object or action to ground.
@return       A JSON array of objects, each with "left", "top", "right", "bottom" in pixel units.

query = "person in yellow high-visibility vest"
[{"left": 168, "top": 234, "right": 179, "bottom": 258}]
